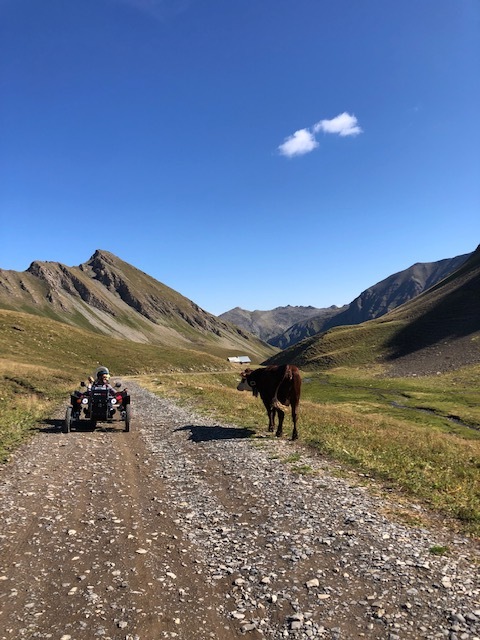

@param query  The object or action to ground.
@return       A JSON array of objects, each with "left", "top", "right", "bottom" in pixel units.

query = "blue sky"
[{"left": 1, "top": 0, "right": 479, "bottom": 316}]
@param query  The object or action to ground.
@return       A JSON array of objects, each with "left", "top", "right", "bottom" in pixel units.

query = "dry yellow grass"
[{"left": 0, "top": 359, "right": 77, "bottom": 461}]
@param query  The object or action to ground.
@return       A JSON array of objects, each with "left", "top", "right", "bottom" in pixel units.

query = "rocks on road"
[{"left": 0, "top": 380, "right": 479, "bottom": 640}]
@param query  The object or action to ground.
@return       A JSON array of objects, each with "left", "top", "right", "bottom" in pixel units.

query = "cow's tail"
[{"left": 272, "top": 365, "right": 292, "bottom": 409}]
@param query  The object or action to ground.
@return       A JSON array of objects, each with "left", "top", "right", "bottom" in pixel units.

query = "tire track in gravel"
[
  {"left": 0, "top": 380, "right": 479, "bottom": 640},
  {"left": 0, "top": 410, "right": 242, "bottom": 639}
]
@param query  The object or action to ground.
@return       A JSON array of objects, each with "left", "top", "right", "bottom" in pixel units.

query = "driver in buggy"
[
  {"left": 92, "top": 366, "right": 117, "bottom": 394},
  {"left": 91, "top": 366, "right": 129, "bottom": 403}
]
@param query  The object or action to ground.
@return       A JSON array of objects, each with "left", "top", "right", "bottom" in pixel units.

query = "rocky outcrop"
[{"left": 27, "top": 261, "right": 114, "bottom": 314}]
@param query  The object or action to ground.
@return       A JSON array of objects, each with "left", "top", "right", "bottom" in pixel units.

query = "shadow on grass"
[{"left": 175, "top": 424, "right": 256, "bottom": 443}]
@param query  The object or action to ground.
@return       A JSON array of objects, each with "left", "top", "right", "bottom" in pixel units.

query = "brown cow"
[{"left": 237, "top": 364, "right": 301, "bottom": 440}]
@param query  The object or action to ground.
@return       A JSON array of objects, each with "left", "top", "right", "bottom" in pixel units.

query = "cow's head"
[{"left": 236, "top": 368, "right": 258, "bottom": 396}]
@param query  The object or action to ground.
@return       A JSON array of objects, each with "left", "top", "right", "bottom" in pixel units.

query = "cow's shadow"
[{"left": 175, "top": 424, "right": 256, "bottom": 443}]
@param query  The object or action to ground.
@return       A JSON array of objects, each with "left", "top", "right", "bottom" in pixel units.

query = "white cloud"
[
  {"left": 278, "top": 112, "right": 362, "bottom": 158},
  {"left": 313, "top": 112, "right": 362, "bottom": 137},
  {"left": 278, "top": 128, "right": 319, "bottom": 158}
]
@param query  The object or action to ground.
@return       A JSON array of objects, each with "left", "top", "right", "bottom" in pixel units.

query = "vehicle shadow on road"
[
  {"left": 175, "top": 424, "right": 256, "bottom": 443},
  {"left": 37, "top": 419, "right": 126, "bottom": 434},
  {"left": 36, "top": 419, "right": 64, "bottom": 433}
]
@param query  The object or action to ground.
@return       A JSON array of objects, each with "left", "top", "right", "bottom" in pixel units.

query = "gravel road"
[{"left": 0, "top": 381, "right": 479, "bottom": 640}]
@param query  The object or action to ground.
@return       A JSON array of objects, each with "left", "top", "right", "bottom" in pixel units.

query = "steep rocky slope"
[
  {"left": 223, "top": 253, "right": 471, "bottom": 349},
  {"left": 322, "top": 252, "right": 471, "bottom": 330},
  {"left": 266, "top": 246, "right": 480, "bottom": 375},
  {"left": 0, "top": 250, "right": 274, "bottom": 359}
]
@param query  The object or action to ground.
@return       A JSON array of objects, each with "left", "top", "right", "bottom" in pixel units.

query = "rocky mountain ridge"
[
  {"left": 222, "top": 252, "right": 472, "bottom": 348},
  {"left": 0, "top": 250, "right": 274, "bottom": 360},
  {"left": 266, "top": 245, "right": 480, "bottom": 375}
]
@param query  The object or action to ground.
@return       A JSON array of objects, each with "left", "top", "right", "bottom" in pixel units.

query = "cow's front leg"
[{"left": 275, "top": 409, "right": 285, "bottom": 437}]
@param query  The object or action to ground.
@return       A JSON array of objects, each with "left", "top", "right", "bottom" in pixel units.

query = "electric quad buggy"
[{"left": 64, "top": 380, "right": 131, "bottom": 433}]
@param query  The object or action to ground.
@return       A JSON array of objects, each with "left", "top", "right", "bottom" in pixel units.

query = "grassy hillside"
[
  {"left": 0, "top": 309, "right": 253, "bottom": 374},
  {"left": 265, "top": 321, "right": 401, "bottom": 370}
]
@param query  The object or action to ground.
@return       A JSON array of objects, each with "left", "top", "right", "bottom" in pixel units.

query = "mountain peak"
[{"left": 89, "top": 249, "right": 117, "bottom": 265}]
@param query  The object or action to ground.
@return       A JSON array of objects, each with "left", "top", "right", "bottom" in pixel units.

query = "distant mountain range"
[
  {"left": 220, "top": 253, "right": 471, "bottom": 348},
  {"left": 0, "top": 250, "right": 274, "bottom": 362},
  {"left": 218, "top": 305, "right": 346, "bottom": 344},
  {"left": 265, "top": 245, "right": 480, "bottom": 376}
]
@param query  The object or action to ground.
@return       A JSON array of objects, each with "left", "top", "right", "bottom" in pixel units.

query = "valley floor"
[{"left": 0, "top": 382, "right": 479, "bottom": 640}]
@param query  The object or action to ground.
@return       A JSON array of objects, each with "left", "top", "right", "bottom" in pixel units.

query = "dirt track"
[{"left": 0, "top": 381, "right": 479, "bottom": 640}]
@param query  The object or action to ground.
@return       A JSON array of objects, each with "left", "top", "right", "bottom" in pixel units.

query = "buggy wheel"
[
  {"left": 124, "top": 405, "right": 131, "bottom": 432},
  {"left": 63, "top": 406, "right": 72, "bottom": 433}
]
